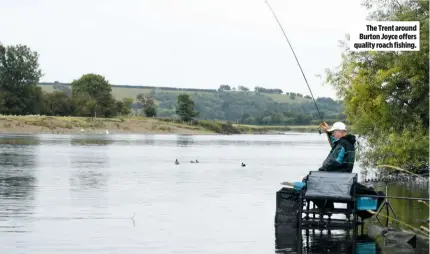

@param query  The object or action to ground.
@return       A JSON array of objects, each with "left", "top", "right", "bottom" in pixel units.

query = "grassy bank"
[{"left": 0, "top": 115, "right": 316, "bottom": 135}]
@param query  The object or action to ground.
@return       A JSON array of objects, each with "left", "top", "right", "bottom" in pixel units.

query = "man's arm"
[
  {"left": 321, "top": 144, "right": 346, "bottom": 171},
  {"left": 326, "top": 132, "right": 334, "bottom": 148},
  {"left": 320, "top": 122, "right": 334, "bottom": 148}
]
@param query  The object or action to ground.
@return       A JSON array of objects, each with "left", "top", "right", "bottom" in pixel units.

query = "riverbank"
[{"left": 0, "top": 116, "right": 316, "bottom": 135}]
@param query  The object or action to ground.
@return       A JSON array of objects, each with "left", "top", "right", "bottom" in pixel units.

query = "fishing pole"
[
  {"left": 367, "top": 210, "right": 429, "bottom": 238},
  {"left": 264, "top": 0, "right": 324, "bottom": 132},
  {"left": 357, "top": 194, "right": 430, "bottom": 202}
]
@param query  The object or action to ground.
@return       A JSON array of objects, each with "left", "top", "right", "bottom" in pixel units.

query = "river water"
[{"left": 0, "top": 133, "right": 428, "bottom": 253}]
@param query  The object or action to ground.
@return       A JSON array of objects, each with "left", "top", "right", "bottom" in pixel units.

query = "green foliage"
[
  {"left": 119, "top": 98, "right": 133, "bottom": 115},
  {"left": 141, "top": 89, "right": 344, "bottom": 125},
  {"left": 237, "top": 85, "right": 249, "bottom": 92},
  {"left": 254, "top": 86, "right": 283, "bottom": 94},
  {"left": 0, "top": 44, "right": 131, "bottom": 118},
  {"left": 43, "top": 91, "right": 74, "bottom": 116},
  {"left": 0, "top": 43, "right": 43, "bottom": 115},
  {"left": 136, "top": 92, "right": 157, "bottom": 117},
  {"left": 39, "top": 82, "right": 344, "bottom": 125},
  {"left": 217, "top": 84, "right": 231, "bottom": 92},
  {"left": 71, "top": 74, "right": 112, "bottom": 99},
  {"left": 197, "top": 120, "right": 241, "bottom": 134},
  {"left": 72, "top": 92, "right": 97, "bottom": 117},
  {"left": 176, "top": 94, "right": 199, "bottom": 121},
  {"left": 70, "top": 74, "right": 126, "bottom": 118},
  {"left": 325, "top": 0, "right": 429, "bottom": 172}
]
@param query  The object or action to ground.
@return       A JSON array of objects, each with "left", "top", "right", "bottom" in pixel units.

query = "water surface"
[{"left": 0, "top": 134, "right": 427, "bottom": 253}]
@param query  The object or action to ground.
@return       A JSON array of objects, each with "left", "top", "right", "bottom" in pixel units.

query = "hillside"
[{"left": 38, "top": 82, "right": 345, "bottom": 125}]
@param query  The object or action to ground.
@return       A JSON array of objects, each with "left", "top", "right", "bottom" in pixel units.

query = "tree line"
[
  {"left": 0, "top": 41, "right": 344, "bottom": 126},
  {"left": 40, "top": 81, "right": 318, "bottom": 97},
  {"left": 129, "top": 87, "right": 345, "bottom": 125},
  {"left": 0, "top": 43, "right": 198, "bottom": 121}
]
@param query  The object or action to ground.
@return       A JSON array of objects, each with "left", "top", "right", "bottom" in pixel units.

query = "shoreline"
[{"left": 0, "top": 116, "right": 317, "bottom": 135}]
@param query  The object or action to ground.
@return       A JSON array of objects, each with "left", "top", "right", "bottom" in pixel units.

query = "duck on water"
[{"left": 175, "top": 159, "right": 200, "bottom": 164}]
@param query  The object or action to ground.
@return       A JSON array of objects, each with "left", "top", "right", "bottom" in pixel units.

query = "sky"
[{"left": 0, "top": 0, "right": 370, "bottom": 98}]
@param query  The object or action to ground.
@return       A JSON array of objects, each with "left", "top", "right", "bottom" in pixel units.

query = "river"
[{"left": 0, "top": 133, "right": 428, "bottom": 253}]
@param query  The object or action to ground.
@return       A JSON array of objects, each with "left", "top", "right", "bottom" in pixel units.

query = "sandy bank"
[{"left": 0, "top": 116, "right": 215, "bottom": 135}]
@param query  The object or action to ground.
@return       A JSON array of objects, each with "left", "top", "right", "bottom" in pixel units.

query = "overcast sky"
[{"left": 0, "top": 0, "right": 369, "bottom": 98}]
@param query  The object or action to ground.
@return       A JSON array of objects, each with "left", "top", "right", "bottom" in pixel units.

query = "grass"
[
  {"left": 232, "top": 124, "right": 316, "bottom": 133},
  {"left": 1, "top": 115, "right": 106, "bottom": 129},
  {"left": 0, "top": 115, "right": 316, "bottom": 135},
  {"left": 38, "top": 84, "right": 313, "bottom": 104},
  {"left": 157, "top": 118, "right": 316, "bottom": 134},
  {"left": 111, "top": 87, "right": 154, "bottom": 100},
  {"left": 265, "top": 93, "right": 311, "bottom": 104}
]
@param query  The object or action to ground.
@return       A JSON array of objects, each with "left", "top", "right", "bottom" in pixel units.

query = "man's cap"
[{"left": 328, "top": 122, "right": 347, "bottom": 132}]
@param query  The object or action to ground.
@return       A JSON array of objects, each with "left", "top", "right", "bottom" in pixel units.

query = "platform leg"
[
  {"left": 312, "top": 202, "right": 315, "bottom": 219},
  {"left": 305, "top": 200, "right": 310, "bottom": 220}
]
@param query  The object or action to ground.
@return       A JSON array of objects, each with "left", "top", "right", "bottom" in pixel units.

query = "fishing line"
[
  {"left": 376, "top": 164, "right": 428, "bottom": 180},
  {"left": 367, "top": 210, "right": 429, "bottom": 237},
  {"left": 280, "top": 181, "right": 430, "bottom": 201},
  {"left": 264, "top": 0, "right": 324, "bottom": 124}
]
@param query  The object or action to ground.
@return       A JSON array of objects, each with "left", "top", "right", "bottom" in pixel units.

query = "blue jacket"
[{"left": 319, "top": 133, "right": 356, "bottom": 173}]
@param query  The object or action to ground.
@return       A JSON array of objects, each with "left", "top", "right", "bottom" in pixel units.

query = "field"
[{"left": 38, "top": 83, "right": 313, "bottom": 104}]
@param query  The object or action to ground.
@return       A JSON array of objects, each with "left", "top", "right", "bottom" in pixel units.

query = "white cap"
[{"left": 328, "top": 122, "right": 347, "bottom": 132}]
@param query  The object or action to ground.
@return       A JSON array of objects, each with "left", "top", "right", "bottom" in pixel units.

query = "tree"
[
  {"left": 119, "top": 98, "right": 133, "bottom": 115},
  {"left": 72, "top": 92, "right": 97, "bottom": 117},
  {"left": 71, "top": 74, "right": 111, "bottom": 99},
  {"left": 176, "top": 94, "right": 199, "bottom": 121},
  {"left": 53, "top": 83, "right": 72, "bottom": 97},
  {"left": 143, "top": 99, "right": 157, "bottom": 117},
  {"left": 71, "top": 74, "right": 118, "bottom": 117},
  {"left": 43, "top": 91, "right": 73, "bottom": 116},
  {"left": 136, "top": 93, "right": 157, "bottom": 117},
  {"left": 325, "top": 0, "right": 429, "bottom": 172},
  {"left": 238, "top": 85, "right": 249, "bottom": 92},
  {"left": 217, "top": 84, "right": 231, "bottom": 92},
  {"left": 0, "top": 43, "right": 43, "bottom": 115}
]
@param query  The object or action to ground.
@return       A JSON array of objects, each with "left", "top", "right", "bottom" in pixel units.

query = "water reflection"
[
  {"left": 0, "top": 137, "right": 39, "bottom": 233},
  {"left": 69, "top": 138, "right": 110, "bottom": 208},
  {"left": 176, "top": 135, "right": 194, "bottom": 147},
  {"left": 0, "top": 135, "right": 41, "bottom": 146},
  {"left": 70, "top": 136, "right": 114, "bottom": 146},
  {"left": 143, "top": 135, "right": 155, "bottom": 146},
  {"left": 35, "top": 134, "right": 323, "bottom": 148},
  {"left": 370, "top": 181, "right": 429, "bottom": 231},
  {"left": 275, "top": 227, "right": 380, "bottom": 254},
  {"left": 275, "top": 180, "right": 429, "bottom": 254}
]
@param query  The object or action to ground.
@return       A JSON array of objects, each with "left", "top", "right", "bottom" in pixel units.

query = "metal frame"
[{"left": 297, "top": 171, "right": 360, "bottom": 237}]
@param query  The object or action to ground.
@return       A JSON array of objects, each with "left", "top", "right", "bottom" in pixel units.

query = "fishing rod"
[
  {"left": 357, "top": 194, "right": 430, "bottom": 202},
  {"left": 367, "top": 210, "right": 429, "bottom": 238},
  {"left": 264, "top": 0, "right": 324, "bottom": 130}
]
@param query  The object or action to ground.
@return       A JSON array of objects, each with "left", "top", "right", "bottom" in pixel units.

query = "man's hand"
[{"left": 319, "top": 122, "right": 329, "bottom": 133}]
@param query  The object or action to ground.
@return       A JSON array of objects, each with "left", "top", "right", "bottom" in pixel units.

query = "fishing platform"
[{"left": 275, "top": 171, "right": 379, "bottom": 235}]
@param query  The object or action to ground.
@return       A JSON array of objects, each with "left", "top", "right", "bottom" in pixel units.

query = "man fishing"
[
  {"left": 318, "top": 121, "right": 356, "bottom": 173},
  {"left": 315, "top": 121, "right": 384, "bottom": 219}
]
